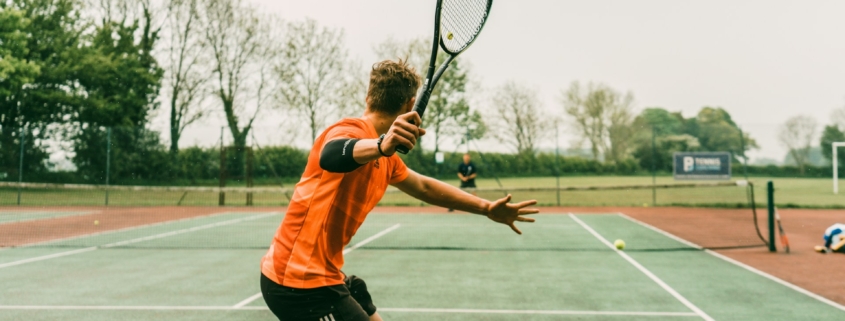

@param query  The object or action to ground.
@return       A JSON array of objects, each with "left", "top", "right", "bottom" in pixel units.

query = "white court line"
[
  {"left": 618, "top": 212, "right": 845, "bottom": 313},
  {"left": 342, "top": 223, "right": 401, "bottom": 255},
  {"left": 0, "top": 247, "right": 98, "bottom": 268},
  {"left": 0, "top": 305, "right": 698, "bottom": 316},
  {"left": 232, "top": 223, "right": 402, "bottom": 308},
  {"left": 232, "top": 292, "right": 263, "bottom": 309},
  {"left": 379, "top": 307, "right": 697, "bottom": 316},
  {"left": 0, "top": 213, "right": 278, "bottom": 270},
  {"left": 568, "top": 214, "right": 715, "bottom": 321},
  {"left": 101, "top": 213, "right": 277, "bottom": 248},
  {"left": 14, "top": 211, "right": 248, "bottom": 249}
]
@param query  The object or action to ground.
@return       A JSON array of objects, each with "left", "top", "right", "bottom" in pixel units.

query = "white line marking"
[
  {"left": 234, "top": 223, "right": 402, "bottom": 308},
  {"left": 378, "top": 307, "right": 698, "bottom": 316},
  {"left": 100, "top": 213, "right": 277, "bottom": 248},
  {"left": 0, "top": 247, "right": 97, "bottom": 269},
  {"left": 14, "top": 211, "right": 251, "bottom": 248},
  {"left": 343, "top": 223, "right": 401, "bottom": 255},
  {"left": 0, "top": 213, "right": 278, "bottom": 270},
  {"left": 0, "top": 305, "right": 255, "bottom": 310},
  {"left": 568, "top": 214, "right": 714, "bottom": 321},
  {"left": 618, "top": 212, "right": 845, "bottom": 313},
  {"left": 232, "top": 292, "right": 263, "bottom": 309},
  {"left": 0, "top": 305, "right": 698, "bottom": 316}
]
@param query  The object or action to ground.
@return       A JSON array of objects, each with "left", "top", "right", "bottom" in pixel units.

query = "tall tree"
[
  {"left": 275, "top": 18, "right": 361, "bottom": 143},
  {"left": 560, "top": 81, "right": 635, "bottom": 162},
  {"left": 490, "top": 81, "right": 546, "bottom": 155},
  {"left": 1, "top": 0, "right": 89, "bottom": 177},
  {"left": 684, "top": 107, "right": 757, "bottom": 156},
  {"left": 202, "top": 0, "right": 274, "bottom": 149},
  {"left": 373, "top": 37, "right": 485, "bottom": 153},
  {"left": 629, "top": 107, "right": 698, "bottom": 171},
  {"left": 162, "top": 0, "right": 208, "bottom": 156},
  {"left": 820, "top": 125, "right": 845, "bottom": 167},
  {"left": 73, "top": 0, "right": 165, "bottom": 182},
  {"left": 778, "top": 115, "right": 818, "bottom": 174}
]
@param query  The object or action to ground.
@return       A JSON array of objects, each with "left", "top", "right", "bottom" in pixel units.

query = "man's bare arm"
[{"left": 393, "top": 171, "right": 538, "bottom": 234}]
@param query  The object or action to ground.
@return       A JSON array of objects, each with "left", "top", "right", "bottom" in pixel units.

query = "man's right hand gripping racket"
[{"left": 395, "top": 0, "right": 493, "bottom": 154}]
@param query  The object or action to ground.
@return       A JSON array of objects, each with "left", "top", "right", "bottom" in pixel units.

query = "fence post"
[
  {"left": 555, "top": 122, "right": 560, "bottom": 207},
  {"left": 651, "top": 125, "right": 656, "bottom": 206},
  {"left": 17, "top": 126, "right": 25, "bottom": 206},
  {"left": 105, "top": 127, "right": 111, "bottom": 206}
]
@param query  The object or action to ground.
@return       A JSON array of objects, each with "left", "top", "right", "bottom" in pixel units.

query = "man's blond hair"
[{"left": 367, "top": 59, "right": 421, "bottom": 114}]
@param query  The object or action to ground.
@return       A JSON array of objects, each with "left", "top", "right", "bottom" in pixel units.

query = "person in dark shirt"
[
  {"left": 458, "top": 153, "right": 477, "bottom": 192},
  {"left": 448, "top": 153, "right": 478, "bottom": 212}
]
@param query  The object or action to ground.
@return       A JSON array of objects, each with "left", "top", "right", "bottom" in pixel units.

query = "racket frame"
[{"left": 396, "top": 0, "right": 493, "bottom": 154}]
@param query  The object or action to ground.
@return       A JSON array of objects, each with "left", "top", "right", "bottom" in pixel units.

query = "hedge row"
[{"left": 10, "top": 146, "right": 840, "bottom": 185}]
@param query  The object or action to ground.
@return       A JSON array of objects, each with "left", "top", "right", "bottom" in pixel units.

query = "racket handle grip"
[{"left": 395, "top": 91, "right": 431, "bottom": 154}]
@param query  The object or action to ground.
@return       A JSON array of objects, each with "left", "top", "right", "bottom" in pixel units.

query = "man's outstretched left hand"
[{"left": 485, "top": 194, "right": 539, "bottom": 235}]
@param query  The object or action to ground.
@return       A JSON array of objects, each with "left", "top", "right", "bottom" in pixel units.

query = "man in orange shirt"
[{"left": 260, "top": 60, "right": 538, "bottom": 321}]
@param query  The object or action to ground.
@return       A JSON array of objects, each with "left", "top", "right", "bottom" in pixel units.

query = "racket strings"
[{"left": 440, "top": 0, "right": 491, "bottom": 53}]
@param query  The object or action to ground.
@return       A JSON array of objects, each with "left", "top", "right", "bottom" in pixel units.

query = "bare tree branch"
[
  {"left": 778, "top": 115, "right": 818, "bottom": 174},
  {"left": 161, "top": 0, "right": 209, "bottom": 155},
  {"left": 490, "top": 81, "right": 547, "bottom": 155},
  {"left": 201, "top": 0, "right": 276, "bottom": 148},
  {"left": 275, "top": 18, "right": 361, "bottom": 143},
  {"left": 561, "top": 81, "right": 635, "bottom": 162}
]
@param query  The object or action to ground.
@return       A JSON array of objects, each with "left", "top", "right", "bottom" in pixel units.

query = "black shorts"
[
  {"left": 260, "top": 273, "right": 376, "bottom": 321},
  {"left": 460, "top": 181, "right": 476, "bottom": 189}
]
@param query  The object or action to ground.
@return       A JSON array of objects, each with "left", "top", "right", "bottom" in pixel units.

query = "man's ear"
[{"left": 403, "top": 97, "right": 416, "bottom": 113}]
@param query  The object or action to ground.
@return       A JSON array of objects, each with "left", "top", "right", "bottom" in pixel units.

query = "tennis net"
[{"left": 0, "top": 180, "right": 770, "bottom": 251}]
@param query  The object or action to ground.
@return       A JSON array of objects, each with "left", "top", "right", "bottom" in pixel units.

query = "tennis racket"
[
  {"left": 774, "top": 208, "right": 790, "bottom": 254},
  {"left": 395, "top": 0, "right": 494, "bottom": 154}
]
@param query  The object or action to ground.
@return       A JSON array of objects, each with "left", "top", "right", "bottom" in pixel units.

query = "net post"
[
  {"left": 17, "top": 126, "right": 25, "bottom": 206},
  {"left": 834, "top": 142, "right": 842, "bottom": 194},
  {"left": 767, "top": 181, "right": 776, "bottom": 252}
]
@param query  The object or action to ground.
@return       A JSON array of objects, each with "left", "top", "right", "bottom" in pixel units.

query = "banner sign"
[{"left": 673, "top": 152, "right": 731, "bottom": 180}]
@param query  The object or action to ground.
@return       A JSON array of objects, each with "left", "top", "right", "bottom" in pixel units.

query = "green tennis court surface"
[{"left": 1, "top": 212, "right": 842, "bottom": 320}]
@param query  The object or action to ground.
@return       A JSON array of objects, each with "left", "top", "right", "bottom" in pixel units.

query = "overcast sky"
[{"left": 170, "top": 0, "right": 845, "bottom": 163}]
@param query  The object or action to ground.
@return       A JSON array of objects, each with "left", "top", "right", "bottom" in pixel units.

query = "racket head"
[{"left": 439, "top": 0, "right": 493, "bottom": 55}]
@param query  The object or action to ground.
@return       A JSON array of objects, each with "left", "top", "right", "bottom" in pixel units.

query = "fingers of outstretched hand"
[
  {"left": 489, "top": 194, "right": 511, "bottom": 211},
  {"left": 508, "top": 223, "right": 522, "bottom": 235},
  {"left": 515, "top": 216, "right": 535, "bottom": 223},
  {"left": 518, "top": 208, "right": 540, "bottom": 215},
  {"left": 511, "top": 199, "right": 538, "bottom": 209}
]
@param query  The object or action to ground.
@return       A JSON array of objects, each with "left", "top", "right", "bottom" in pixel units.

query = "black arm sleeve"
[{"left": 320, "top": 139, "right": 364, "bottom": 173}]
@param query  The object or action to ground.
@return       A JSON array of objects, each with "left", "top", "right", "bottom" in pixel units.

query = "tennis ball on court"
[
  {"left": 614, "top": 239, "right": 625, "bottom": 250},
  {"left": 94, "top": 220, "right": 99, "bottom": 226},
  {"left": 447, "top": 32, "right": 454, "bottom": 40}
]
